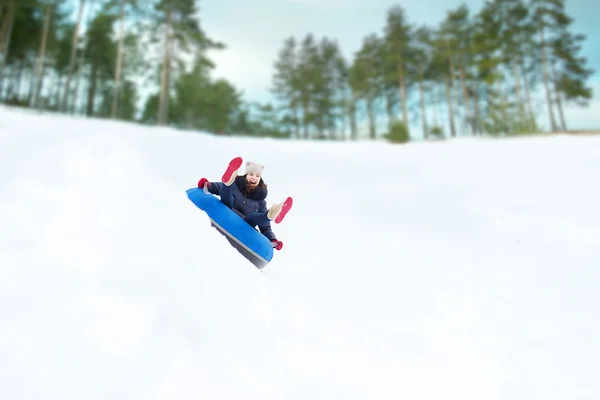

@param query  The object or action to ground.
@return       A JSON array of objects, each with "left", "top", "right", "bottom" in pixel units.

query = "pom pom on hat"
[{"left": 245, "top": 161, "right": 264, "bottom": 175}]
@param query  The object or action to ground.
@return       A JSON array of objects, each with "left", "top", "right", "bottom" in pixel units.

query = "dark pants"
[{"left": 220, "top": 183, "right": 270, "bottom": 227}]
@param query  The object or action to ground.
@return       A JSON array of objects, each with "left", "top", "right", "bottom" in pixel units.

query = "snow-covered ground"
[{"left": 1, "top": 105, "right": 599, "bottom": 399}]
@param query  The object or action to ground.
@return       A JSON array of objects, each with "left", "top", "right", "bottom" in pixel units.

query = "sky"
[
  {"left": 66, "top": 0, "right": 599, "bottom": 134},
  {"left": 197, "top": 0, "right": 600, "bottom": 133}
]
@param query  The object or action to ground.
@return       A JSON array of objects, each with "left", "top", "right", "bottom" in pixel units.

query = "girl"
[{"left": 197, "top": 157, "right": 292, "bottom": 250}]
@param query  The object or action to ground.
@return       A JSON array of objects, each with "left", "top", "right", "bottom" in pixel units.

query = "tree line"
[{"left": 0, "top": 0, "right": 594, "bottom": 142}]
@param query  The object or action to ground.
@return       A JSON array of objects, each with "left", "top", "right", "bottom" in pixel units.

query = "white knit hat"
[{"left": 245, "top": 161, "right": 264, "bottom": 175}]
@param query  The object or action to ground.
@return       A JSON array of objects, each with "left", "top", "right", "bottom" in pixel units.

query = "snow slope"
[{"left": 1, "top": 105, "right": 599, "bottom": 399}]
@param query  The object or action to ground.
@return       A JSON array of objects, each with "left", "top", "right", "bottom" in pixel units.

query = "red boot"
[
  {"left": 222, "top": 157, "right": 243, "bottom": 186},
  {"left": 268, "top": 197, "right": 293, "bottom": 224}
]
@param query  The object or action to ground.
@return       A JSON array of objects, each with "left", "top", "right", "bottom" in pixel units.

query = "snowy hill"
[{"left": 1, "top": 105, "right": 599, "bottom": 399}]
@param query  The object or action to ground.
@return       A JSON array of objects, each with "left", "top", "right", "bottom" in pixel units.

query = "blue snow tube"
[{"left": 186, "top": 187, "right": 274, "bottom": 268}]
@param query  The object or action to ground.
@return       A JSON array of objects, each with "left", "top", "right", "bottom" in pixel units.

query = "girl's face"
[{"left": 246, "top": 172, "right": 260, "bottom": 187}]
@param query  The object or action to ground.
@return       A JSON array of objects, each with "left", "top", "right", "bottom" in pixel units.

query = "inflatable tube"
[{"left": 186, "top": 187, "right": 274, "bottom": 268}]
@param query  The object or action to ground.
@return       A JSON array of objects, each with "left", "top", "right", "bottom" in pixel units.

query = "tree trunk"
[
  {"left": 349, "top": 94, "right": 357, "bottom": 140},
  {"left": 445, "top": 76, "right": 456, "bottom": 137},
  {"left": 339, "top": 101, "right": 347, "bottom": 140},
  {"left": 458, "top": 61, "right": 471, "bottom": 134},
  {"left": 158, "top": 5, "right": 172, "bottom": 125},
  {"left": 555, "top": 91, "right": 566, "bottom": 131},
  {"left": 111, "top": 0, "right": 127, "bottom": 119},
  {"left": 417, "top": 64, "right": 428, "bottom": 139},
  {"left": 511, "top": 61, "right": 523, "bottom": 109},
  {"left": 5, "top": 62, "right": 14, "bottom": 99},
  {"left": 511, "top": 60, "right": 526, "bottom": 129},
  {"left": 70, "top": 55, "right": 85, "bottom": 114},
  {"left": 31, "top": 4, "right": 52, "bottom": 109},
  {"left": 0, "top": 0, "right": 15, "bottom": 68},
  {"left": 15, "top": 60, "right": 24, "bottom": 101},
  {"left": 519, "top": 62, "right": 535, "bottom": 129},
  {"left": 165, "top": 21, "right": 175, "bottom": 124},
  {"left": 301, "top": 101, "right": 308, "bottom": 139},
  {"left": 497, "top": 80, "right": 510, "bottom": 134},
  {"left": 385, "top": 89, "right": 394, "bottom": 130},
  {"left": 398, "top": 63, "right": 408, "bottom": 126},
  {"left": 539, "top": 28, "right": 557, "bottom": 132},
  {"left": 549, "top": 59, "right": 566, "bottom": 131},
  {"left": 86, "top": 64, "right": 98, "bottom": 116},
  {"left": 53, "top": 74, "right": 62, "bottom": 109},
  {"left": 473, "top": 84, "right": 481, "bottom": 135},
  {"left": 293, "top": 101, "right": 300, "bottom": 139},
  {"left": 446, "top": 51, "right": 458, "bottom": 137},
  {"left": 366, "top": 96, "right": 376, "bottom": 139},
  {"left": 0, "top": 0, "right": 16, "bottom": 94},
  {"left": 431, "top": 84, "right": 439, "bottom": 127},
  {"left": 61, "top": 0, "right": 85, "bottom": 112}
]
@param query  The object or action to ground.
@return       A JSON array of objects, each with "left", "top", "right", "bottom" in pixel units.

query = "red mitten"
[
  {"left": 271, "top": 239, "right": 283, "bottom": 251},
  {"left": 198, "top": 178, "right": 209, "bottom": 188}
]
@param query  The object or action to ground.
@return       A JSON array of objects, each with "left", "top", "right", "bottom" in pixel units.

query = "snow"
[{"left": 1, "top": 105, "right": 599, "bottom": 399}]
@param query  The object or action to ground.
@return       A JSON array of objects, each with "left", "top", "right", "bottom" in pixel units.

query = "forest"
[{"left": 0, "top": 0, "right": 595, "bottom": 142}]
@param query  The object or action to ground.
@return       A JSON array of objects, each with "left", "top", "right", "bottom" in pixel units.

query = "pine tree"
[
  {"left": 84, "top": 11, "right": 117, "bottom": 116},
  {"left": 547, "top": 12, "right": 594, "bottom": 130},
  {"left": 412, "top": 25, "right": 433, "bottom": 138},
  {"left": 383, "top": 5, "right": 413, "bottom": 129},
  {"left": 349, "top": 33, "right": 385, "bottom": 139},
  {"left": 530, "top": 0, "right": 568, "bottom": 131},
  {"left": 152, "top": 0, "right": 224, "bottom": 125},
  {"left": 271, "top": 37, "right": 301, "bottom": 138}
]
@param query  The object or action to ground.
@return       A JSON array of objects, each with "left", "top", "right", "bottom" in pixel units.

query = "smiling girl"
[{"left": 197, "top": 157, "right": 292, "bottom": 250}]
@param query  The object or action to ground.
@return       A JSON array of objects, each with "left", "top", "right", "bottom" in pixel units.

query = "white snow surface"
[{"left": 1, "top": 105, "right": 600, "bottom": 399}]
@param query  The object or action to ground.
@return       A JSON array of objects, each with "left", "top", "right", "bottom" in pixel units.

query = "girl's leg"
[
  {"left": 243, "top": 211, "right": 270, "bottom": 227},
  {"left": 222, "top": 156, "right": 242, "bottom": 185},
  {"left": 267, "top": 197, "right": 293, "bottom": 224},
  {"left": 219, "top": 156, "right": 243, "bottom": 208},
  {"left": 219, "top": 183, "right": 234, "bottom": 208},
  {"left": 245, "top": 197, "right": 294, "bottom": 226}
]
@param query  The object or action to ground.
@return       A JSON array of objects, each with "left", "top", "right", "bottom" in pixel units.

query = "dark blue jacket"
[{"left": 207, "top": 176, "right": 276, "bottom": 241}]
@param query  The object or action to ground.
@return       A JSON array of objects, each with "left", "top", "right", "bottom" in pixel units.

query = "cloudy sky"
[{"left": 197, "top": 0, "right": 600, "bottom": 132}]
